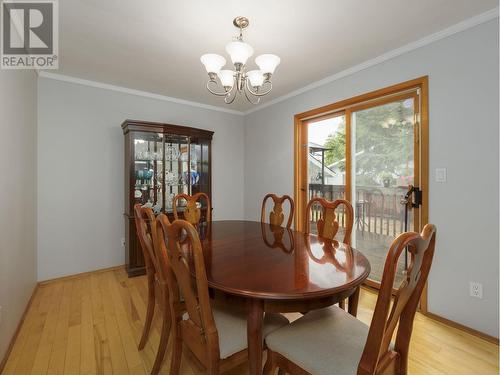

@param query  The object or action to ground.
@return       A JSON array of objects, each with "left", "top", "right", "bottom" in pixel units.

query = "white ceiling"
[{"left": 55, "top": 0, "right": 498, "bottom": 111}]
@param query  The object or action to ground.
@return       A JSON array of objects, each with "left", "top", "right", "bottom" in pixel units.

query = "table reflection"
[
  {"left": 304, "top": 236, "right": 355, "bottom": 279},
  {"left": 260, "top": 222, "right": 295, "bottom": 253}
]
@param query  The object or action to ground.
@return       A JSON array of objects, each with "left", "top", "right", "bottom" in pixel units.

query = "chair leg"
[
  {"left": 348, "top": 287, "right": 360, "bottom": 317},
  {"left": 138, "top": 273, "right": 155, "bottom": 350},
  {"left": 169, "top": 324, "right": 183, "bottom": 375},
  {"left": 339, "top": 298, "right": 346, "bottom": 310},
  {"left": 277, "top": 370, "right": 285, "bottom": 375},
  {"left": 263, "top": 350, "right": 278, "bottom": 375},
  {"left": 150, "top": 310, "right": 171, "bottom": 375}
]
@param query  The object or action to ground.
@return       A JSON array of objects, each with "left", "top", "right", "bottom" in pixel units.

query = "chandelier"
[{"left": 200, "top": 17, "right": 280, "bottom": 105}]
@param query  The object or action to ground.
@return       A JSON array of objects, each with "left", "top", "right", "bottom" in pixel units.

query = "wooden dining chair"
[
  {"left": 173, "top": 192, "right": 211, "bottom": 225},
  {"left": 156, "top": 216, "right": 289, "bottom": 375},
  {"left": 133, "top": 204, "right": 172, "bottom": 375},
  {"left": 261, "top": 193, "right": 295, "bottom": 229},
  {"left": 305, "top": 197, "right": 354, "bottom": 245},
  {"left": 263, "top": 224, "right": 437, "bottom": 375}
]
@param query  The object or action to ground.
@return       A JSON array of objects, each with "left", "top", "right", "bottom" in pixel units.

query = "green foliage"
[
  {"left": 323, "top": 99, "right": 414, "bottom": 187},
  {"left": 324, "top": 122, "right": 346, "bottom": 169}
]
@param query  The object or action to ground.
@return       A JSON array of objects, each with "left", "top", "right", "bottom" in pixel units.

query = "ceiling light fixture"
[{"left": 200, "top": 17, "right": 280, "bottom": 105}]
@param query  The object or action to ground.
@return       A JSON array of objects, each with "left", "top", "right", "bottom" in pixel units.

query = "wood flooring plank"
[
  {"left": 30, "top": 282, "right": 64, "bottom": 375},
  {"left": 104, "top": 271, "right": 143, "bottom": 370},
  {"left": 99, "top": 272, "right": 130, "bottom": 375},
  {"left": 93, "top": 321, "right": 113, "bottom": 375},
  {"left": 80, "top": 274, "right": 97, "bottom": 375},
  {"left": 90, "top": 272, "right": 113, "bottom": 375},
  {"left": 63, "top": 324, "right": 81, "bottom": 374},
  {"left": 46, "top": 280, "right": 74, "bottom": 375}
]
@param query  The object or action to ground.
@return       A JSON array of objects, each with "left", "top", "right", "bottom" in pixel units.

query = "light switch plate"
[{"left": 435, "top": 168, "right": 447, "bottom": 183}]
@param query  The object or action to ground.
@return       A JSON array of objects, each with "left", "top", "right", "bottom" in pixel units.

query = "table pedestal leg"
[
  {"left": 247, "top": 299, "right": 264, "bottom": 375},
  {"left": 348, "top": 287, "right": 360, "bottom": 317}
]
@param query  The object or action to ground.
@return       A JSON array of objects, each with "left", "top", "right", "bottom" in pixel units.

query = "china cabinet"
[{"left": 122, "top": 120, "right": 213, "bottom": 277}]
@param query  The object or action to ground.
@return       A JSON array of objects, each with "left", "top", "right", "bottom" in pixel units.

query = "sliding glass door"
[
  {"left": 296, "top": 79, "right": 427, "bottom": 288},
  {"left": 350, "top": 94, "right": 419, "bottom": 285}
]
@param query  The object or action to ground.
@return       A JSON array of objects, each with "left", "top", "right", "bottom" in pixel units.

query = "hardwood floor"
[{"left": 2, "top": 267, "right": 498, "bottom": 374}]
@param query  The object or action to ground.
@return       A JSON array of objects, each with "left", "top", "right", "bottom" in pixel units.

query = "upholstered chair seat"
[
  {"left": 213, "top": 307, "right": 289, "bottom": 359},
  {"left": 181, "top": 306, "right": 289, "bottom": 359},
  {"left": 266, "top": 306, "right": 368, "bottom": 375}
]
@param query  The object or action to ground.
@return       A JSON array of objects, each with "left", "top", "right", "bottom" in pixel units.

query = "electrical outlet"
[
  {"left": 469, "top": 282, "right": 483, "bottom": 299},
  {"left": 121, "top": 237, "right": 126, "bottom": 247}
]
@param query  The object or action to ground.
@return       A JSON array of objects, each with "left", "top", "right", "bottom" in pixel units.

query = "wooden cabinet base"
[{"left": 126, "top": 264, "right": 146, "bottom": 277}]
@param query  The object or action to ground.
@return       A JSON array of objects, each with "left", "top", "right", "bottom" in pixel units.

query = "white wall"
[
  {"left": 244, "top": 19, "right": 499, "bottom": 337},
  {"left": 37, "top": 78, "right": 245, "bottom": 281},
  {"left": 0, "top": 70, "right": 37, "bottom": 360}
]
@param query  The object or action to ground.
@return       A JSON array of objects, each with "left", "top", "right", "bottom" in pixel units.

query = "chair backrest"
[
  {"left": 173, "top": 192, "right": 211, "bottom": 225},
  {"left": 358, "top": 224, "right": 437, "bottom": 375},
  {"left": 305, "top": 197, "right": 354, "bottom": 244},
  {"left": 134, "top": 203, "right": 161, "bottom": 280},
  {"left": 156, "top": 215, "right": 220, "bottom": 359},
  {"left": 261, "top": 194, "right": 295, "bottom": 229}
]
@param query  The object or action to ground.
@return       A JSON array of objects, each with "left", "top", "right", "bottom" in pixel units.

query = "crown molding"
[
  {"left": 38, "top": 7, "right": 498, "bottom": 117},
  {"left": 244, "top": 7, "right": 499, "bottom": 115},
  {"left": 38, "top": 72, "right": 245, "bottom": 116}
]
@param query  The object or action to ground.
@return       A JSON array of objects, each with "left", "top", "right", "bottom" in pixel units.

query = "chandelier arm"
[
  {"left": 224, "top": 87, "right": 238, "bottom": 104},
  {"left": 244, "top": 86, "right": 261, "bottom": 104},
  {"left": 245, "top": 79, "right": 273, "bottom": 97},
  {"left": 224, "top": 92, "right": 237, "bottom": 104},
  {"left": 206, "top": 80, "right": 230, "bottom": 96}
]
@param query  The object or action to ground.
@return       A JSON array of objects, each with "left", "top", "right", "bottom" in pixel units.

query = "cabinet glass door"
[
  {"left": 133, "top": 132, "right": 164, "bottom": 214},
  {"left": 164, "top": 134, "right": 190, "bottom": 212},
  {"left": 189, "top": 137, "right": 210, "bottom": 208}
]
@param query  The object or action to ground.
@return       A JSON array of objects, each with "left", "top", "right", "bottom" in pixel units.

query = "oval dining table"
[{"left": 189, "top": 220, "right": 371, "bottom": 375}]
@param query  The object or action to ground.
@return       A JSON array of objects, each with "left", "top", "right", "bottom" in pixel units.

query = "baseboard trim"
[
  {"left": 38, "top": 265, "right": 125, "bottom": 285},
  {"left": 0, "top": 284, "right": 39, "bottom": 374},
  {"left": 424, "top": 311, "right": 499, "bottom": 345}
]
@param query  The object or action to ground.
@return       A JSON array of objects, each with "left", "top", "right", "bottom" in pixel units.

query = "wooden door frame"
[{"left": 294, "top": 76, "right": 429, "bottom": 311}]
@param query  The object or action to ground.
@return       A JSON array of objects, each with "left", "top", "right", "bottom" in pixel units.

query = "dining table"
[{"left": 190, "top": 220, "right": 371, "bottom": 375}]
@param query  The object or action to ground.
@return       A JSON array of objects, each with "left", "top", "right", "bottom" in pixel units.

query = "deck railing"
[{"left": 308, "top": 184, "right": 409, "bottom": 237}]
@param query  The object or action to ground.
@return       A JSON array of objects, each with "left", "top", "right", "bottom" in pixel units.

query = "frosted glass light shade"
[
  {"left": 200, "top": 54, "right": 226, "bottom": 73},
  {"left": 247, "top": 70, "right": 264, "bottom": 87},
  {"left": 225, "top": 41, "right": 254, "bottom": 65},
  {"left": 255, "top": 54, "right": 281, "bottom": 74},
  {"left": 217, "top": 70, "right": 234, "bottom": 87}
]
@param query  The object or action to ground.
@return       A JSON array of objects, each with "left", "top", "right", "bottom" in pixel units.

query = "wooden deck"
[
  {"left": 2, "top": 267, "right": 498, "bottom": 375},
  {"left": 353, "top": 229, "right": 407, "bottom": 284}
]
